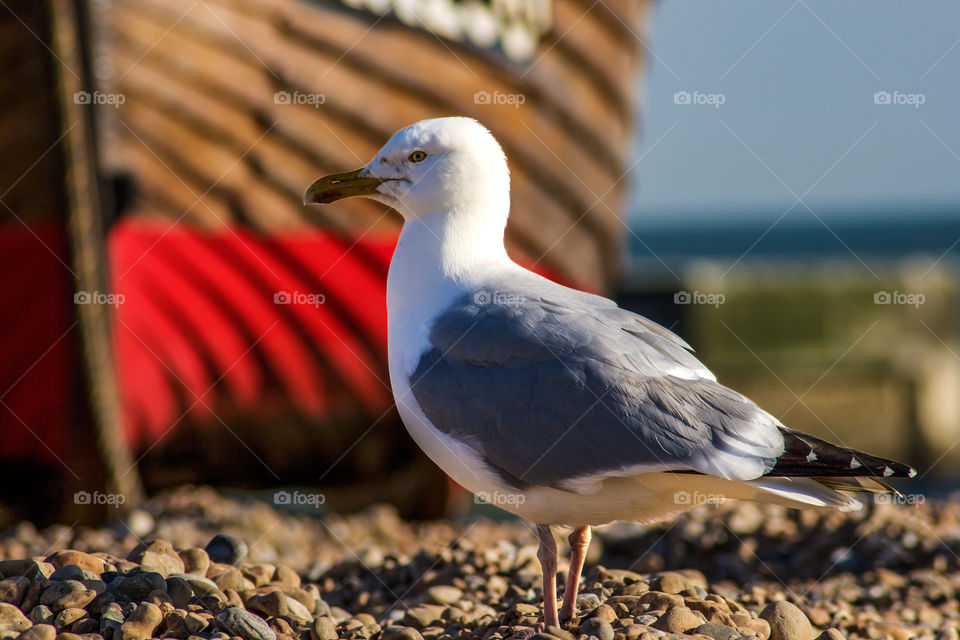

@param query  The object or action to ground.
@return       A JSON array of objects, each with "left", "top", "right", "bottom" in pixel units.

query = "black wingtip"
[{"left": 768, "top": 427, "right": 919, "bottom": 480}]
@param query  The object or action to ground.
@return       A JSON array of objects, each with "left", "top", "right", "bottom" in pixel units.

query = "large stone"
[{"left": 759, "top": 602, "right": 815, "bottom": 640}]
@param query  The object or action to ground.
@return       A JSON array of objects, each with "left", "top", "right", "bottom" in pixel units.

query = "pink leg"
[
  {"left": 536, "top": 524, "right": 559, "bottom": 629},
  {"left": 559, "top": 526, "right": 591, "bottom": 621}
]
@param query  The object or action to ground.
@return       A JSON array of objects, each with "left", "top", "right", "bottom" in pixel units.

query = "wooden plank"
[
  {"left": 104, "top": 0, "right": 626, "bottom": 286},
  {"left": 156, "top": 0, "right": 623, "bottom": 258}
]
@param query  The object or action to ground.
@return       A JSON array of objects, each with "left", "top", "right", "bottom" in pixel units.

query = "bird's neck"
[
  {"left": 386, "top": 209, "right": 514, "bottom": 370},
  {"left": 394, "top": 209, "right": 511, "bottom": 282}
]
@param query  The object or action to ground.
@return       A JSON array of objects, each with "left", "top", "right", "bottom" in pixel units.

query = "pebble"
[
  {"left": 18, "top": 624, "right": 57, "bottom": 640},
  {"left": 0, "top": 577, "right": 29, "bottom": 606},
  {"left": 206, "top": 536, "right": 248, "bottom": 566},
  {"left": 52, "top": 589, "right": 97, "bottom": 613},
  {"left": 273, "top": 566, "right": 300, "bottom": 589},
  {"left": 109, "top": 573, "right": 166, "bottom": 602},
  {"left": 580, "top": 617, "right": 615, "bottom": 640},
  {"left": 165, "top": 576, "right": 193, "bottom": 609},
  {"left": 310, "top": 616, "right": 338, "bottom": 640},
  {"left": 119, "top": 602, "right": 162, "bottom": 640},
  {"left": 253, "top": 591, "right": 292, "bottom": 619},
  {"left": 426, "top": 586, "right": 463, "bottom": 606},
  {"left": 126, "top": 540, "right": 185, "bottom": 577},
  {"left": 0, "top": 603, "right": 31, "bottom": 634},
  {"left": 759, "top": 602, "right": 814, "bottom": 640},
  {"left": 55, "top": 607, "right": 88, "bottom": 629},
  {"left": 45, "top": 552, "right": 105, "bottom": 577},
  {"left": 576, "top": 593, "right": 602, "bottom": 612},
  {"left": 30, "top": 605, "right": 54, "bottom": 625},
  {"left": 694, "top": 622, "right": 743, "bottom": 640},
  {"left": 544, "top": 625, "right": 574, "bottom": 640},
  {"left": 381, "top": 626, "right": 425, "bottom": 640},
  {"left": 216, "top": 606, "right": 276, "bottom": 640},
  {"left": 185, "top": 612, "right": 210, "bottom": 634},
  {"left": 652, "top": 607, "right": 705, "bottom": 633},
  {"left": 179, "top": 548, "right": 211, "bottom": 576},
  {"left": 651, "top": 574, "right": 691, "bottom": 595}
]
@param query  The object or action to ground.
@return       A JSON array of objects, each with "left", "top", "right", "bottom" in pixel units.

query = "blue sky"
[{"left": 628, "top": 0, "right": 960, "bottom": 229}]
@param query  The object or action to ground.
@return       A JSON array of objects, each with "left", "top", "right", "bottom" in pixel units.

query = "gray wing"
[{"left": 409, "top": 279, "right": 784, "bottom": 492}]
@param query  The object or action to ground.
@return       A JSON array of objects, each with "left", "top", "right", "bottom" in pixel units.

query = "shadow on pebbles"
[{"left": 0, "top": 486, "right": 957, "bottom": 640}]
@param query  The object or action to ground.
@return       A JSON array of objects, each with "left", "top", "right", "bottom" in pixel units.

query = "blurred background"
[{"left": 0, "top": 0, "right": 956, "bottom": 526}]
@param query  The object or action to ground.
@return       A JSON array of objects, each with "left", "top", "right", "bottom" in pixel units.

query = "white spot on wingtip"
[
  {"left": 909, "top": 468, "right": 917, "bottom": 478},
  {"left": 806, "top": 450, "right": 818, "bottom": 462},
  {"left": 850, "top": 457, "right": 862, "bottom": 469},
  {"left": 883, "top": 466, "right": 894, "bottom": 477},
  {"left": 841, "top": 498, "right": 864, "bottom": 512}
]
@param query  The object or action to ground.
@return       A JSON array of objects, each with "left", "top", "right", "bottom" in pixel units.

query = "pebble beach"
[{"left": 0, "top": 487, "right": 956, "bottom": 640}]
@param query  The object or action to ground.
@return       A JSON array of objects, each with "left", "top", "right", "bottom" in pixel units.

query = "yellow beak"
[{"left": 302, "top": 168, "right": 386, "bottom": 205}]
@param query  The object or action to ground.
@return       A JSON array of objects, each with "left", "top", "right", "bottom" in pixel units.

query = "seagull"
[{"left": 304, "top": 117, "right": 917, "bottom": 629}]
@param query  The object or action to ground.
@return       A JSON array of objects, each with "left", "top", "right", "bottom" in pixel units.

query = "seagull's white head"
[{"left": 304, "top": 117, "right": 510, "bottom": 225}]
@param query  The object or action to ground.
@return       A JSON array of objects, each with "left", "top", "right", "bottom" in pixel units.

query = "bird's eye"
[{"left": 408, "top": 150, "right": 427, "bottom": 163}]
